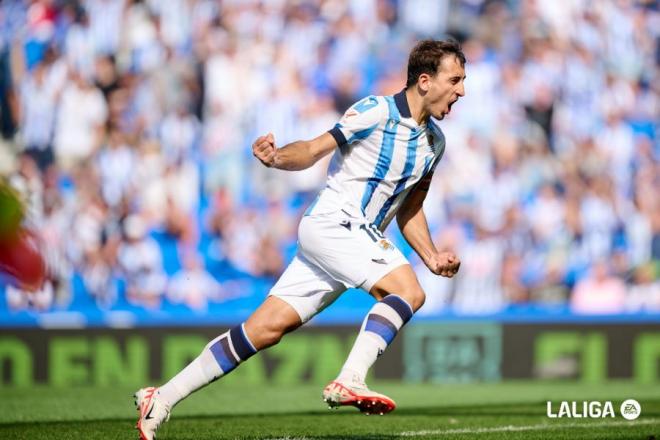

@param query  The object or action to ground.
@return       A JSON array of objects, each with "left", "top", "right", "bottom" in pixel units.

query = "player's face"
[{"left": 422, "top": 55, "right": 466, "bottom": 120}]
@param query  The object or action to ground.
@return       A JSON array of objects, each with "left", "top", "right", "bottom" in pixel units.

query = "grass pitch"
[{"left": 1, "top": 381, "right": 658, "bottom": 439}]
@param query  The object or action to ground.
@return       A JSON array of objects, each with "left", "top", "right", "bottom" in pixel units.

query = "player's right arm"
[
  {"left": 252, "top": 132, "right": 337, "bottom": 171},
  {"left": 253, "top": 96, "right": 384, "bottom": 171}
]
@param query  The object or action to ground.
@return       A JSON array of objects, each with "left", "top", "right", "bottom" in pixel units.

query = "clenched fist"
[
  {"left": 426, "top": 251, "right": 461, "bottom": 278},
  {"left": 252, "top": 133, "right": 277, "bottom": 167}
]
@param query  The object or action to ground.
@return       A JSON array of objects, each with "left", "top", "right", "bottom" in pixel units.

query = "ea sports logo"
[{"left": 620, "top": 399, "right": 641, "bottom": 420}]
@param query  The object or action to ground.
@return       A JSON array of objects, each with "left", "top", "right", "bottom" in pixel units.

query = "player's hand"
[
  {"left": 427, "top": 251, "right": 461, "bottom": 278},
  {"left": 252, "top": 133, "right": 277, "bottom": 167}
]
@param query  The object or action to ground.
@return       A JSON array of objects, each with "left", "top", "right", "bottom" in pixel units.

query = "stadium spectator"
[
  {"left": 53, "top": 69, "right": 107, "bottom": 170},
  {"left": 571, "top": 260, "right": 626, "bottom": 315},
  {"left": 117, "top": 215, "right": 166, "bottom": 309},
  {"left": 167, "top": 252, "right": 222, "bottom": 311}
]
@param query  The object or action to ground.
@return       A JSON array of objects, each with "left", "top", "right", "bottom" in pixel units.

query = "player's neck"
[{"left": 405, "top": 88, "right": 430, "bottom": 125}]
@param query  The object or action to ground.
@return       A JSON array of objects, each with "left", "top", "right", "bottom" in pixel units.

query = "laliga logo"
[{"left": 546, "top": 399, "right": 641, "bottom": 420}]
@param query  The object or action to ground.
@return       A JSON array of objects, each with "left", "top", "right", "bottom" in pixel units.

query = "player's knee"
[
  {"left": 254, "top": 317, "right": 294, "bottom": 348},
  {"left": 250, "top": 323, "right": 283, "bottom": 348},
  {"left": 410, "top": 289, "right": 426, "bottom": 311},
  {"left": 399, "top": 287, "right": 425, "bottom": 312},
  {"left": 262, "top": 329, "right": 284, "bottom": 348}
]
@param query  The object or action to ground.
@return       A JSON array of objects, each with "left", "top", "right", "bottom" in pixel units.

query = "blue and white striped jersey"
[{"left": 307, "top": 90, "right": 446, "bottom": 231}]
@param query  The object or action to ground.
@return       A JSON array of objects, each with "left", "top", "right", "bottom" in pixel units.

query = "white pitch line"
[
  {"left": 399, "top": 418, "right": 659, "bottom": 437},
  {"left": 264, "top": 437, "right": 311, "bottom": 440}
]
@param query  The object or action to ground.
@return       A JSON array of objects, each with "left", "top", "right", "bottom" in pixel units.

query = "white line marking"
[
  {"left": 399, "top": 419, "right": 659, "bottom": 436},
  {"left": 264, "top": 437, "right": 311, "bottom": 440}
]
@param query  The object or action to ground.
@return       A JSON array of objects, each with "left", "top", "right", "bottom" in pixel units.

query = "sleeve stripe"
[{"left": 328, "top": 125, "right": 347, "bottom": 147}]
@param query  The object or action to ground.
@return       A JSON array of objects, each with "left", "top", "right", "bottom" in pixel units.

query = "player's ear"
[{"left": 418, "top": 73, "right": 430, "bottom": 92}]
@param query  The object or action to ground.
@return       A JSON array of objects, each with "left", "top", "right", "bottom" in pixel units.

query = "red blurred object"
[{"left": 0, "top": 229, "right": 46, "bottom": 291}]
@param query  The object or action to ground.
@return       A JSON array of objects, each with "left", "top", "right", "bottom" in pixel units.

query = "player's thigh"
[
  {"left": 369, "top": 263, "right": 426, "bottom": 311},
  {"left": 298, "top": 212, "right": 409, "bottom": 293},
  {"left": 267, "top": 252, "right": 347, "bottom": 325}
]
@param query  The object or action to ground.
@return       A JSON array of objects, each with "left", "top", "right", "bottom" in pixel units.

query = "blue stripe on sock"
[
  {"left": 382, "top": 295, "right": 413, "bottom": 323},
  {"left": 229, "top": 325, "right": 256, "bottom": 361},
  {"left": 364, "top": 313, "right": 398, "bottom": 344},
  {"left": 209, "top": 336, "right": 238, "bottom": 373}
]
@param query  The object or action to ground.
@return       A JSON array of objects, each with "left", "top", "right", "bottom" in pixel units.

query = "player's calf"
[
  {"left": 153, "top": 322, "right": 258, "bottom": 412},
  {"left": 333, "top": 294, "right": 414, "bottom": 396}
]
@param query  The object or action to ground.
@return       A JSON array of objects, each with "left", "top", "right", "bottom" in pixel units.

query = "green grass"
[{"left": 1, "top": 381, "right": 659, "bottom": 439}]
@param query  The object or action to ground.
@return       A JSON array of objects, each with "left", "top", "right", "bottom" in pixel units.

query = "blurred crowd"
[{"left": 0, "top": 0, "right": 658, "bottom": 316}]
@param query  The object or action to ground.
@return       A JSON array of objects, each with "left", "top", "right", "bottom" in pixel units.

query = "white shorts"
[{"left": 268, "top": 209, "right": 409, "bottom": 323}]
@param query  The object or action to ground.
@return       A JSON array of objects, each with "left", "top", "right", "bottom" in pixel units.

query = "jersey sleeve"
[{"left": 328, "top": 96, "right": 384, "bottom": 147}]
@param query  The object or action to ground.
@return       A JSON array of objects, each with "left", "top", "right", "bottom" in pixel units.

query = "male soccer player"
[{"left": 135, "top": 39, "right": 465, "bottom": 439}]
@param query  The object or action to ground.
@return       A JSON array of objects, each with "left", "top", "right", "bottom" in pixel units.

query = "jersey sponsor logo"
[{"left": 371, "top": 258, "right": 387, "bottom": 264}]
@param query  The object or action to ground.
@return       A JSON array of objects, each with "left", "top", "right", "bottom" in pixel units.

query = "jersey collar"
[{"left": 393, "top": 89, "right": 412, "bottom": 119}]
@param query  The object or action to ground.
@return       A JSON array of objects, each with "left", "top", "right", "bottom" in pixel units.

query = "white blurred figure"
[
  {"left": 117, "top": 215, "right": 167, "bottom": 309},
  {"left": 626, "top": 263, "right": 660, "bottom": 313},
  {"left": 579, "top": 177, "right": 619, "bottom": 260},
  {"left": 167, "top": 253, "right": 222, "bottom": 311},
  {"left": 287, "top": 93, "right": 338, "bottom": 196},
  {"left": 202, "top": 106, "right": 245, "bottom": 200},
  {"left": 203, "top": 36, "right": 250, "bottom": 121},
  {"left": 451, "top": 226, "right": 506, "bottom": 315},
  {"left": 64, "top": 11, "right": 95, "bottom": 78},
  {"left": 571, "top": 260, "right": 626, "bottom": 314},
  {"left": 53, "top": 70, "right": 107, "bottom": 170},
  {"left": 84, "top": 0, "right": 126, "bottom": 55},
  {"left": 594, "top": 111, "right": 636, "bottom": 194},
  {"left": 97, "top": 128, "right": 135, "bottom": 208},
  {"left": 122, "top": 0, "right": 163, "bottom": 72},
  {"left": 6, "top": 281, "right": 54, "bottom": 312},
  {"left": 525, "top": 182, "right": 565, "bottom": 243},
  {"left": 141, "top": 161, "right": 199, "bottom": 241},
  {"left": 453, "top": 39, "right": 500, "bottom": 135},
  {"left": 399, "top": 0, "right": 448, "bottom": 37},
  {"left": 475, "top": 136, "right": 521, "bottom": 234},
  {"left": 279, "top": 4, "right": 325, "bottom": 72},
  {"left": 159, "top": 105, "right": 200, "bottom": 165},
  {"left": 18, "top": 62, "right": 57, "bottom": 163},
  {"left": 147, "top": 0, "right": 192, "bottom": 50}
]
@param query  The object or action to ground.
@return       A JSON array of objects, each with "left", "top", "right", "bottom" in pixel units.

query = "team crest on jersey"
[{"left": 378, "top": 239, "right": 394, "bottom": 251}]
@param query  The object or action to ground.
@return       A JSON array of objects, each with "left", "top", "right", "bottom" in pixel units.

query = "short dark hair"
[{"left": 406, "top": 39, "right": 466, "bottom": 88}]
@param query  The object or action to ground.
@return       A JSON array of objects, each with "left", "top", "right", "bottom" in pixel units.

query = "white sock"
[
  {"left": 157, "top": 323, "right": 256, "bottom": 408},
  {"left": 338, "top": 295, "right": 413, "bottom": 385}
]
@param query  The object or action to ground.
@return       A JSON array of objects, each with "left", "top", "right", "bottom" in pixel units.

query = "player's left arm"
[{"left": 396, "top": 173, "right": 460, "bottom": 278}]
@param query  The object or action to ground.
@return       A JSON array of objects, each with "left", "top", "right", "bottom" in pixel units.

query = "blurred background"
[{"left": 0, "top": 0, "right": 658, "bottom": 386}]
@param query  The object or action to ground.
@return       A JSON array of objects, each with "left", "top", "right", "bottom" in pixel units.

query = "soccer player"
[{"left": 135, "top": 39, "right": 465, "bottom": 439}]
